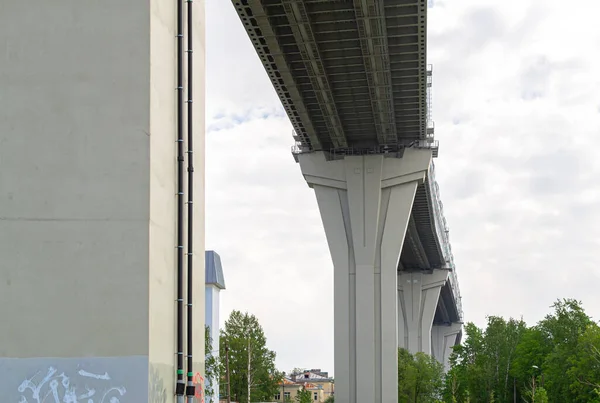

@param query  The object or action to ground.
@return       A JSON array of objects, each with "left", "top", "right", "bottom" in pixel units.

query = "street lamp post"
[
  {"left": 531, "top": 365, "right": 545, "bottom": 400},
  {"left": 534, "top": 365, "right": 544, "bottom": 387},
  {"left": 532, "top": 365, "right": 539, "bottom": 398}
]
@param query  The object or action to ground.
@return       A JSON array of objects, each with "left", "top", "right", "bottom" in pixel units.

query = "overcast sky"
[{"left": 205, "top": 0, "right": 600, "bottom": 375}]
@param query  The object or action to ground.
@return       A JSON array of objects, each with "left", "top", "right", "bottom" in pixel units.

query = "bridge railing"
[
  {"left": 427, "top": 162, "right": 463, "bottom": 320},
  {"left": 427, "top": 65, "right": 433, "bottom": 128},
  {"left": 291, "top": 135, "right": 439, "bottom": 160}
]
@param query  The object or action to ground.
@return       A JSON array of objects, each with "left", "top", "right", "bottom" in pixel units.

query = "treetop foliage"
[
  {"left": 444, "top": 299, "right": 600, "bottom": 403},
  {"left": 398, "top": 348, "right": 444, "bottom": 402},
  {"left": 208, "top": 299, "right": 599, "bottom": 403},
  {"left": 219, "top": 310, "right": 282, "bottom": 403}
]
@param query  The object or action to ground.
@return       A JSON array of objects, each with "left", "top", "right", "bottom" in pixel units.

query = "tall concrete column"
[
  {"left": 0, "top": 1, "right": 205, "bottom": 401},
  {"left": 298, "top": 149, "right": 431, "bottom": 403},
  {"left": 432, "top": 323, "right": 462, "bottom": 371},
  {"left": 397, "top": 270, "right": 449, "bottom": 355}
]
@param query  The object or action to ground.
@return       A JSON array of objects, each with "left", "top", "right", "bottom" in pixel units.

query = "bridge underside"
[
  {"left": 402, "top": 182, "right": 461, "bottom": 325},
  {"left": 231, "top": 0, "right": 462, "bottom": 401},
  {"left": 232, "top": 0, "right": 432, "bottom": 152}
]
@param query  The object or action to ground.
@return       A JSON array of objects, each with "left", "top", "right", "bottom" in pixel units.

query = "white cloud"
[{"left": 206, "top": 0, "right": 600, "bottom": 374}]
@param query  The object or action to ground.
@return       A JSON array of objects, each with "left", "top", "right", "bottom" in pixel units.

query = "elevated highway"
[{"left": 231, "top": 1, "right": 463, "bottom": 401}]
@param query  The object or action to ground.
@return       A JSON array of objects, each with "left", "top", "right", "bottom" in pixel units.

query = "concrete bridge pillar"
[
  {"left": 432, "top": 323, "right": 463, "bottom": 371},
  {"left": 397, "top": 270, "right": 448, "bottom": 355},
  {"left": 298, "top": 149, "right": 431, "bottom": 403}
]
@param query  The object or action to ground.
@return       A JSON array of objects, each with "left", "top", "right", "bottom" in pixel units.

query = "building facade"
[
  {"left": 0, "top": 1, "right": 206, "bottom": 401},
  {"left": 274, "top": 370, "right": 334, "bottom": 402}
]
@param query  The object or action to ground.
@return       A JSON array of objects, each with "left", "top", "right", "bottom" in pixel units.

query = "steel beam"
[
  {"left": 406, "top": 216, "right": 430, "bottom": 269},
  {"left": 233, "top": 0, "right": 322, "bottom": 150},
  {"left": 353, "top": 0, "right": 398, "bottom": 145},
  {"left": 282, "top": 0, "right": 348, "bottom": 148}
]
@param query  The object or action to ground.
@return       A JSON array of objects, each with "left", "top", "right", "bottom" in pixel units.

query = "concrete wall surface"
[
  {"left": 0, "top": 0, "right": 205, "bottom": 400},
  {"left": 0, "top": 356, "right": 149, "bottom": 401}
]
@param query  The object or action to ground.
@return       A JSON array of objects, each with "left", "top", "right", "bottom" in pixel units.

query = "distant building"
[
  {"left": 205, "top": 251, "right": 226, "bottom": 403},
  {"left": 274, "top": 377, "right": 303, "bottom": 402},
  {"left": 291, "top": 369, "right": 329, "bottom": 381},
  {"left": 274, "top": 369, "right": 334, "bottom": 402}
]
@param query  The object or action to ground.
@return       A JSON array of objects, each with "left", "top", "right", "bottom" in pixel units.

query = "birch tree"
[
  {"left": 219, "top": 310, "right": 280, "bottom": 403},
  {"left": 444, "top": 299, "right": 600, "bottom": 403},
  {"left": 567, "top": 324, "right": 600, "bottom": 402}
]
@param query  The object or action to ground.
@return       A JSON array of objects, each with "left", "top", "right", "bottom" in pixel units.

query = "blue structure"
[{"left": 205, "top": 251, "right": 226, "bottom": 403}]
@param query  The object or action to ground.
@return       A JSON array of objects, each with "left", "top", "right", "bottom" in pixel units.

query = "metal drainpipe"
[
  {"left": 185, "top": 0, "right": 195, "bottom": 401},
  {"left": 175, "top": 0, "right": 185, "bottom": 400}
]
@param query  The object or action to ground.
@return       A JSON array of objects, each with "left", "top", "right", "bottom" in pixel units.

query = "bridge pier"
[
  {"left": 298, "top": 149, "right": 431, "bottom": 403},
  {"left": 432, "top": 323, "right": 463, "bottom": 371},
  {"left": 397, "top": 270, "right": 448, "bottom": 355}
]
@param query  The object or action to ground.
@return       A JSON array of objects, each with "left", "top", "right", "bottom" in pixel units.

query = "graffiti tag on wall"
[
  {"left": 193, "top": 372, "right": 204, "bottom": 403},
  {"left": 17, "top": 366, "right": 126, "bottom": 403}
]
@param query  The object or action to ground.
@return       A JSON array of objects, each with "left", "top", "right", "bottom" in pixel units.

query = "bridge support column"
[
  {"left": 298, "top": 150, "right": 431, "bottom": 403},
  {"left": 432, "top": 323, "right": 462, "bottom": 371},
  {"left": 397, "top": 270, "right": 449, "bottom": 355}
]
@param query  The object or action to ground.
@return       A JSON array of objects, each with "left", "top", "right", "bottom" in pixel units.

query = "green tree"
[
  {"left": 413, "top": 352, "right": 444, "bottom": 401},
  {"left": 442, "top": 323, "right": 489, "bottom": 402},
  {"left": 444, "top": 369, "right": 460, "bottom": 403},
  {"left": 444, "top": 299, "right": 600, "bottom": 403},
  {"left": 398, "top": 348, "right": 444, "bottom": 402},
  {"left": 535, "top": 387, "right": 549, "bottom": 403},
  {"left": 205, "top": 325, "right": 220, "bottom": 400},
  {"left": 443, "top": 317, "right": 527, "bottom": 402},
  {"left": 398, "top": 348, "right": 417, "bottom": 402},
  {"left": 295, "top": 388, "right": 312, "bottom": 403},
  {"left": 510, "top": 327, "right": 551, "bottom": 387},
  {"left": 522, "top": 376, "right": 549, "bottom": 403},
  {"left": 538, "top": 299, "right": 594, "bottom": 403},
  {"left": 324, "top": 395, "right": 334, "bottom": 403},
  {"left": 524, "top": 386, "right": 549, "bottom": 403},
  {"left": 219, "top": 310, "right": 281, "bottom": 403},
  {"left": 567, "top": 324, "right": 600, "bottom": 402},
  {"left": 484, "top": 317, "right": 526, "bottom": 402}
]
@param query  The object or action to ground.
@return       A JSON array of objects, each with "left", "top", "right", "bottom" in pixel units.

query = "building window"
[
  {"left": 284, "top": 392, "right": 291, "bottom": 398},
  {"left": 275, "top": 393, "right": 281, "bottom": 400},
  {"left": 314, "top": 392, "right": 318, "bottom": 400}
]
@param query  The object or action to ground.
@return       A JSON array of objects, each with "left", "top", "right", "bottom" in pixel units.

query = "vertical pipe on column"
[
  {"left": 175, "top": 0, "right": 185, "bottom": 399},
  {"left": 185, "top": 0, "right": 195, "bottom": 401}
]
